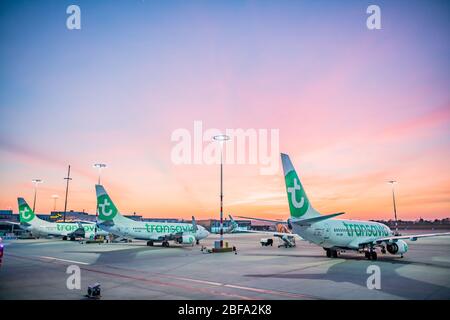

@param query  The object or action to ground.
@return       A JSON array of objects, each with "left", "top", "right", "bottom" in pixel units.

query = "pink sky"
[{"left": 0, "top": 1, "right": 449, "bottom": 220}]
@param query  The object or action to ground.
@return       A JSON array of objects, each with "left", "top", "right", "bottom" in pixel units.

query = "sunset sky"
[{"left": 0, "top": 0, "right": 449, "bottom": 221}]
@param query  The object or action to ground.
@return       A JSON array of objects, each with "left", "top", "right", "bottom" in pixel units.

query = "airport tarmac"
[{"left": 1, "top": 232, "right": 450, "bottom": 300}]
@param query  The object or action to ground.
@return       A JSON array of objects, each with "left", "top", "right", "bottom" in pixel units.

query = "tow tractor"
[{"left": 260, "top": 238, "right": 273, "bottom": 246}]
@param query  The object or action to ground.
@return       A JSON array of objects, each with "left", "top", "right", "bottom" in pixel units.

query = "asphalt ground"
[{"left": 1, "top": 231, "right": 449, "bottom": 299}]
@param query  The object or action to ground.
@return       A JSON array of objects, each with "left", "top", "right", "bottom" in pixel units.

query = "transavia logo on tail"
[
  {"left": 285, "top": 171, "right": 309, "bottom": 217},
  {"left": 19, "top": 205, "right": 35, "bottom": 222},
  {"left": 97, "top": 195, "right": 118, "bottom": 220}
]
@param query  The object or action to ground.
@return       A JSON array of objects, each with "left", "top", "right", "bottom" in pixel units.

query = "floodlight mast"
[
  {"left": 31, "top": 179, "right": 43, "bottom": 212},
  {"left": 93, "top": 163, "right": 107, "bottom": 184},
  {"left": 213, "top": 134, "right": 230, "bottom": 248},
  {"left": 388, "top": 180, "right": 399, "bottom": 235},
  {"left": 51, "top": 194, "right": 59, "bottom": 211}
]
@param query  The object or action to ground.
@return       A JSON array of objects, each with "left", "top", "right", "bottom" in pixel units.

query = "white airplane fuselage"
[
  {"left": 291, "top": 218, "right": 400, "bottom": 251},
  {"left": 98, "top": 220, "right": 209, "bottom": 243},
  {"left": 24, "top": 221, "right": 106, "bottom": 239}
]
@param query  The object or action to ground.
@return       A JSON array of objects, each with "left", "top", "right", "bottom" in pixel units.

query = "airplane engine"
[
  {"left": 177, "top": 235, "right": 196, "bottom": 245},
  {"left": 386, "top": 240, "right": 408, "bottom": 255}
]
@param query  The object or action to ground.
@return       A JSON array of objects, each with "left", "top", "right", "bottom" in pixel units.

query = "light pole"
[
  {"left": 63, "top": 165, "right": 72, "bottom": 223},
  {"left": 387, "top": 180, "right": 399, "bottom": 235},
  {"left": 93, "top": 163, "right": 107, "bottom": 184},
  {"left": 51, "top": 194, "right": 59, "bottom": 212},
  {"left": 31, "top": 179, "right": 43, "bottom": 212},
  {"left": 213, "top": 134, "right": 230, "bottom": 248}
]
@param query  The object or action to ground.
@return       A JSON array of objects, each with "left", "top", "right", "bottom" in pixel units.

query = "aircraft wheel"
[
  {"left": 162, "top": 241, "right": 169, "bottom": 247},
  {"left": 62, "top": 236, "right": 67, "bottom": 241},
  {"left": 365, "top": 252, "right": 371, "bottom": 259},
  {"left": 332, "top": 250, "right": 338, "bottom": 258},
  {"left": 147, "top": 240, "right": 154, "bottom": 246},
  {"left": 371, "top": 252, "right": 377, "bottom": 260},
  {"left": 326, "top": 249, "right": 331, "bottom": 258},
  {"left": 196, "top": 240, "right": 199, "bottom": 245}
]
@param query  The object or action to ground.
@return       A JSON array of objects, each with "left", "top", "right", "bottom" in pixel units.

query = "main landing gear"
[
  {"left": 146, "top": 240, "right": 154, "bottom": 246},
  {"left": 325, "top": 248, "right": 338, "bottom": 258},
  {"left": 162, "top": 240, "right": 170, "bottom": 247},
  {"left": 365, "top": 250, "right": 378, "bottom": 260}
]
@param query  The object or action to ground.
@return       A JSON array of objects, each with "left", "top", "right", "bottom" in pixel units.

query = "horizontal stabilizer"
[{"left": 292, "top": 212, "right": 345, "bottom": 226}]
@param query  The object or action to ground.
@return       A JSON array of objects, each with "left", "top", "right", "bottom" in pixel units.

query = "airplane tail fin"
[
  {"left": 228, "top": 214, "right": 239, "bottom": 231},
  {"left": 191, "top": 216, "right": 198, "bottom": 232},
  {"left": 17, "top": 198, "right": 37, "bottom": 224},
  {"left": 95, "top": 185, "right": 123, "bottom": 223},
  {"left": 281, "top": 153, "right": 320, "bottom": 219}
]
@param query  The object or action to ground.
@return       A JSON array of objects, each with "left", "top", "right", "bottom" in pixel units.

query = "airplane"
[
  {"left": 209, "top": 215, "right": 239, "bottom": 234},
  {"left": 13, "top": 198, "right": 108, "bottom": 240},
  {"left": 239, "top": 153, "right": 450, "bottom": 260},
  {"left": 95, "top": 184, "right": 210, "bottom": 247},
  {"left": 228, "top": 214, "right": 300, "bottom": 248}
]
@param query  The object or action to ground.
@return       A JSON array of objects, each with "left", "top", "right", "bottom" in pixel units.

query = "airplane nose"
[{"left": 198, "top": 228, "right": 209, "bottom": 239}]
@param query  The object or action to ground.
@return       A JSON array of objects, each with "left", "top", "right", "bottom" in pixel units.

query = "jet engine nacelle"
[
  {"left": 386, "top": 240, "right": 408, "bottom": 255},
  {"left": 177, "top": 235, "right": 195, "bottom": 245}
]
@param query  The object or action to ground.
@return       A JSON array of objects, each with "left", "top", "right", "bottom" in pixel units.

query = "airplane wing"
[
  {"left": 236, "top": 216, "right": 287, "bottom": 224},
  {"left": 229, "top": 215, "right": 302, "bottom": 239},
  {"left": 242, "top": 229, "right": 303, "bottom": 239},
  {"left": 357, "top": 231, "right": 450, "bottom": 247},
  {"left": 371, "top": 232, "right": 450, "bottom": 244},
  {"left": 250, "top": 230, "right": 303, "bottom": 240},
  {"left": 3, "top": 221, "right": 21, "bottom": 226},
  {"left": 237, "top": 212, "right": 345, "bottom": 226}
]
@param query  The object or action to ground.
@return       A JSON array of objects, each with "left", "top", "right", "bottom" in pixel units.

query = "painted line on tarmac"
[
  {"left": 155, "top": 274, "right": 318, "bottom": 299},
  {"left": 105, "top": 264, "right": 320, "bottom": 299},
  {"left": 39, "top": 256, "right": 90, "bottom": 265},
  {"left": 223, "top": 284, "right": 313, "bottom": 299},
  {"left": 7, "top": 253, "right": 90, "bottom": 266},
  {"left": 80, "top": 266, "right": 255, "bottom": 300},
  {"left": 165, "top": 276, "right": 223, "bottom": 286},
  {"left": 6, "top": 253, "right": 318, "bottom": 299},
  {"left": 6, "top": 253, "right": 254, "bottom": 299}
]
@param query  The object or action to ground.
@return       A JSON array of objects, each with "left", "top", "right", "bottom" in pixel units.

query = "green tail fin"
[
  {"left": 95, "top": 185, "right": 119, "bottom": 221},
  {"left": 17, "top": 198, "right": 36, "bottom": 223},
  {"left": 281, "top": 153, "right": 319, "bottom": 219}
]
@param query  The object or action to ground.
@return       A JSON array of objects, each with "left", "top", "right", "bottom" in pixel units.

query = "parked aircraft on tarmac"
[
  {"left": 239, "top": 153, "right": 450, "bottom": 260},
  {"left": 11, "top": 198, "right": 107, "bottom": 240},
  {"left": 228, "top": 214, "right": 299, "bottom": 247},
  {"left": 95, "top": 185, "right": 209, "bottom": 247}
]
